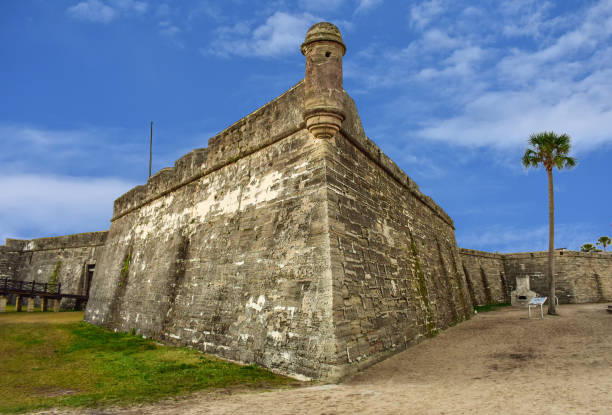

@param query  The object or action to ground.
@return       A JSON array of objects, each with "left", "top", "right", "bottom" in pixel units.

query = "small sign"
[{"left": 528, "top": 297, "right": 547, "bottom": 305}]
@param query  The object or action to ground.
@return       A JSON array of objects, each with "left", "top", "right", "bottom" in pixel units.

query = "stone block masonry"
[
  {"left": 84, "top": 23, "right": 471, "bottom": 381},
  {"left": 459, "top": 248, "right": 612, "bottom": 305},
  {"left": 5, "top": 21, "right": 611, "bottom": 382},
  {"left": 502, "top": 251, "right": 612, "bottom": 304},
  {"left": 459, "top": 248, "right": 508, "bottom": 306},
  {"left": 4, "top": 21, "right": 611, "bottom": 382},
  {"left": 0, "top": 232, "right": 107, "bottom": 309}
]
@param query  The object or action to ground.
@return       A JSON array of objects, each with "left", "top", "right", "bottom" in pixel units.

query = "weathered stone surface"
[
  {"left": 459, "top": 248, "right": 612, "bottom": 305},
  {"left": 502, "top": 251, "right": 612, "bottom": 304},
  {"left": 0, "top": 232, "right": 107, "bottom": 309},
  {"left": 84, "top": 22, "right": 470, "bottom": 381},
  {"left": 5, "top": 21, "right": 611, "bottom": 383},
  {"left": 459, "top": 248, "right": 508, "bottom": 305}
]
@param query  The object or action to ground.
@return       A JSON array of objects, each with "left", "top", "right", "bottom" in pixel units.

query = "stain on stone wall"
[
  {"left": 459, "top": 248, "right": 612, "bottom": 305},
  {"left": 459, "top": 248, "right": 507, "bottom": 305},
  {"left": 324, "top": 125, "right": 471, "bottom": 379},
  {"left": 0, "top": 232, "right": 107, "bottom": 308},
  {"left": 84, "top": 81, "right": 341, "bottom": 380},
  {"left": 502, "top": 251, "right": 612, "bottom": 304}
]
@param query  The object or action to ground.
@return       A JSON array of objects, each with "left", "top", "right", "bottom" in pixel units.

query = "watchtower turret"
[{"left": 301, "top": 22, "right": 346, "bottom": 139}]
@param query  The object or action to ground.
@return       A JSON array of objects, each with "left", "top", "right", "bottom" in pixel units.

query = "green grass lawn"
[{"left": 0, "top": 311, "right": 298, "bottom": 413}]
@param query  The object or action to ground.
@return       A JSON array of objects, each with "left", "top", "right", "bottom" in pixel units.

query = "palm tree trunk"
[{"left": 547, "top": 168, "right": 556, "bottom": 314}]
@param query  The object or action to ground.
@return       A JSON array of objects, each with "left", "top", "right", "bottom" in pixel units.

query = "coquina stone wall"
[
  {"left": 85, "top": 82, "right": 340, "bottom": 380},
  {"left": 459, "top": 248, "right": 509, "bottom": 306},
  {"left": 0, "top": 232, "right": 107, "bottom": 308},
  {"left": 502, "top": 251, "right": 612, "bottom": 304},
  {"left": 84, "top": 23, "right": 472, "bottom": 381},
  {"left": 324, "top": 97, "right": 471, "bottom": 378},
  {"left": 0, "top": 239, "right": 26, "bottom": 279},
  {"left": 458, "top": 248, "right": 612, "bottom": 305}
]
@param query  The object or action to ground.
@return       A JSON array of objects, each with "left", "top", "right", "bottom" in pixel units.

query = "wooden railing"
[{"left": 0, "top": 277, "right": 87, "bottom": 300}]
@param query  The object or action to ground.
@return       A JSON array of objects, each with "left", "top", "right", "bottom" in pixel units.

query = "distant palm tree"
[
  {"left": 581, "top": 243, "right": 601, "bottom": 253},
  {"left": 597, "top": 236, "right": 611, "bottom": 252},
  {"left": 522, "top": 131, "right": 576, "bottom": 315}
]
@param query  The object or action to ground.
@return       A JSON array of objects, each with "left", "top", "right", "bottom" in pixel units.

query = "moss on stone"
[
  {"left": 49, "top": 259, "right": 62, "bottom": 286},
  {"left": 120, "top": 253, "right": 131, "bottom": 288},
  {"left": 409, "top": 232, "right": 436, "bottom": 336}
]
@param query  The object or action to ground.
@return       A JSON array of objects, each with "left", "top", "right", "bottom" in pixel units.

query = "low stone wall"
[
  {"left": 502, "top": 251, "right": 612, "bottom": 304},
  {"left": 0, "top": 232, "right": 108, "bottom": 308},
  {"left": 459, "top": 248, "right": 612, "bottom": 305},
  {"left": 458, "top": 249, "right": 508, "bottom": 306}
]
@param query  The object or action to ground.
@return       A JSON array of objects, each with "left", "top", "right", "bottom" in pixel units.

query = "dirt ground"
[{"left": 36, "top": 304, "right": 612, "bottom": 415}]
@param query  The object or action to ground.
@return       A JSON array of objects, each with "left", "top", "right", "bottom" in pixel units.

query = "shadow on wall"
[{"left": 459, "top": 248, "right": 612, "bottom": 305}]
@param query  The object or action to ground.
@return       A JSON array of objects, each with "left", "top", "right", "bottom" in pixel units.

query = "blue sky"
[{"left": 1, "top": 0, "right": 611, "bottom": 252}]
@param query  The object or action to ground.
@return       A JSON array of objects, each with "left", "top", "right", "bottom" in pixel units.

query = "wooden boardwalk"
[{"left": 0, "top": 277, "right": 88, "bottom": 312}]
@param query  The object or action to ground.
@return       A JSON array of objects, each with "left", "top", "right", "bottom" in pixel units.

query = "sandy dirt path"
[{"left": 37, "top": 304, "right": 612, "bottom": 415}]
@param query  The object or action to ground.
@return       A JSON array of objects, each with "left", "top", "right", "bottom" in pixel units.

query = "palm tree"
[
  {"left": 581, "top": 243, "right": 601, "bottom": 253},
  {"left": 522, "top": 131, "right": 576, "bottom": 315},
  {"left": 597, "top": 236, "right": 611, "bottom": 252}
]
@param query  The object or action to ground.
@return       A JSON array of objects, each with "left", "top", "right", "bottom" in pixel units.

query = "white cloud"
[
  {"left": 421, "top": 29, "right": 464, "bottom": 50},
  {"left": 356, "top": 0, "right": 383, "bottom": 14},
  {"left": 410, "top": 0, "right": 444, "bottom": 28},
  {"left": 67, "top": 0, "right": 117, "bottom": 23},
  {"left": 206, "top": 12, "right": 318, "bottom": 58},
  {"left": 0, "top": 174, "right": 136, "bottom": 242},
  {"left": 158, "top": 20, "right": 184, "bottom": 48},
  {"left": 299, "top": 0, "right": 345, "bottom": 12},
  {"left": 346, "top": 0, "right": 612, "bottom": 153},
  {"left": 457, "top": 222, "right": 600, "bottom": 253},
  {"left": 67, "top": 0, "right": 147, "bottom": 23}
]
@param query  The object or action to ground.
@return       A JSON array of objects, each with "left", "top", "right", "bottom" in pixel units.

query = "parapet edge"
[
  {"left": 340, "top": 91, "right": 455, "bottom": 229},
  {"left": 1, "top": 231, "right": 109, "bottom": 252},
  {"left": 112, "top": 81, "right": 306, "bottom": 221}
]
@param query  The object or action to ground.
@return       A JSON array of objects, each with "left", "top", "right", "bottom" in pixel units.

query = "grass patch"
[
  {"left": 0, "top": 312, "right": 297, "bottom": 413},
  {"left": 474, "top": 302, "right": 512, "bottom": 313}
]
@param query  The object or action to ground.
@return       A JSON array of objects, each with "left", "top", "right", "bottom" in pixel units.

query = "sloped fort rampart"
[
  {"left": 459, "top": 248, "right": 612, "bottom": 305},
  {"left": 83, "top": 23, "right": 472, "bottom": 381},
  {"left": 0, "top": 232, "right": 107, "bottom": 308},
  {"left": 3, "top": 22, "right": 610, "bottom": 382}
]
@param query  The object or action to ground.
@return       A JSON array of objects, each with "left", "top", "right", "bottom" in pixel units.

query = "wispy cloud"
[
  {"left": 67, "top": 0, "right": 148, "bottom": 23},
  {"left": 457, "top": 222, "right": 600, "bottom": 253},
  {"left": 410, "top": 0, "right": 444, "bottom": 28},
  {"left": 158, "top": 20, "right": 184, "bottom": 48},
  {"left": 0, "top": 174, "right": 136, "bottom": 242},
  {"left": 0, "top": 123, "right": 149, "bottom": 179},
  {"left": 205, "top": 12, "right": 318, "bottom": 58},
  {"left": 356, "top": 0, "right": 384, "bottom": 14},
  {"left": 299, "top": 0, "right": 345, "bottom": 12},
  {"left": 346, "top": 0, "right": 612, "bottom": 153}
]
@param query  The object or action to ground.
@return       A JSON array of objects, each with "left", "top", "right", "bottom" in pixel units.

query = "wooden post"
[
  {"left": 27, "top": 297, "right": 34, "bottom": 312},
  {"left": 42, "top": 297, "right": 49, "bottom": 312},
  {"left": 16, "top": 296, "right": 23, "bottom": 312},
  {"left": 0, "top": 296, "right": 6, "bottom": 313}
]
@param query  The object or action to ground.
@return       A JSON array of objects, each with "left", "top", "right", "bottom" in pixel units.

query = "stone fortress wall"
[
  {"left": 0, "top": 232, "right": 108, "bottom": 308},
  {"left": 2, "top": 22, "right": 611, "bottom": 382},
  {"left": 83, "top": 22, "right": 471, "bottom": 381},
  {"left": 458, "top": 248, "right": 612, "bottom": 305}
]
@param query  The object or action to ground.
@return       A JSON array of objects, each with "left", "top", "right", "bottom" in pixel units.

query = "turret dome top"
[{"left": 301, "top": 22, "right": 346, "bottom": 56}]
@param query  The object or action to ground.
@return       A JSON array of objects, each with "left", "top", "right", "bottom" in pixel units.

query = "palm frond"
[{"left": 523, "top": 131, "right": 576, "bottom": 171}]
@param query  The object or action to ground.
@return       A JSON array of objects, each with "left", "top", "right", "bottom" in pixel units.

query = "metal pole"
[{"left": 149, "top": 121, "right": 153, "bottom": 178}]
